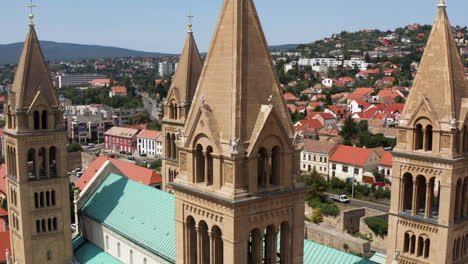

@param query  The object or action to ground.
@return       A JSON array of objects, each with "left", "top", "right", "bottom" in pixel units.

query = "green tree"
[
  {"left": 131, "top": 111, "right": 151, "bottom": 125},
  {"left": 310, "top": 208, "right": 324, "bottom": 224},
  {"left": 67, "top": 143, "right": 83, "bottom": 153},
  {"left": 394, "top": 96, "right": 405, "bottom": 103},
  {"left": 147, "top": 120, "right": 162, "bottom": 131}
]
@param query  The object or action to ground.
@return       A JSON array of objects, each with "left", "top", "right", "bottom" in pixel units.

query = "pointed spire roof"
[
  {"left": 402, "top": 2, "right": 468, "bottom": 126},
  {"left": 169, "top": 28, "right": 203, "bottom": 104},
  {"left": 10, "top": 25, "right": 59, "bottom": 109},
  {"left": 185, "top": 0, "right": 293, "bottom": 145}
]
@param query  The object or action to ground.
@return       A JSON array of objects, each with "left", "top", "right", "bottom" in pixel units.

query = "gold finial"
[
  {"left": 27, "top": 0, "right": 36, "bottom": 26},
  {"left": 187, "top": 11, "right": 194, "bottom": 33},
  {"left": 438, "top": 0, "right": 446, "bottom": 8}
]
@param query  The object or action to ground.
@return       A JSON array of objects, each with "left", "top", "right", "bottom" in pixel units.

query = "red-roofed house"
[
  {"left": 0, "top": 208, "right": 8, "bottom": 232},
  {"left": 305, "top": 112, "right": 337, "bottom": 127},
  {"left": 379, "top": 152, "right": 393, "bottom": 182},
  {"left": 348, "top": 99, "right": 372, "bottom": 113},
  {"left": 137, "top": 129, "right": 163, "bottom": 158},
  {"left": 329, "top": 145, "right": 382, "bottom": 182},
  {"left": 293, "top": 119, "right": 324, "bottom": 133},
  {"left": 109, "top": 86, "right": 128, "bottom": 97},
  {"left": 300, "top": 88, "right": 316, "bottom": 99},
  {"left": 75, "top": 156, "right": 162, "bottom": 190},
  {"left": 325, "top": 105, "right": 346, "bottom": 119},
  {"left": 89, "top": 79, "right": 113, "bottom": 87},
  {"left": 283, "top": 93, "right": 299, "bottom": 101},
  {"left": 0, "top": 231, "right": 11, "bottom": 263},
  {"left": 348, "top": 88, "right": 375, "bottom": 102}
]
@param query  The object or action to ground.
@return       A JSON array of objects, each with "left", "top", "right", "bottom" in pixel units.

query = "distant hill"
[
  {"left": 0, "top": 41, "right": 176, "bottom": 65},
  {"left": 269, "top": 44, "right": 300, "bottom": 51}
]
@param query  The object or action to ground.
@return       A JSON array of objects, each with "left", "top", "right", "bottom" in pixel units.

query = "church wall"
[{"left": 82, "top": 216, "right": 173, "bottom": 264}]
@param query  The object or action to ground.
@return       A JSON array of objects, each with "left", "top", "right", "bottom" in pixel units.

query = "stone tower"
[
  {"left": 387, "top": 1, "right": 468, "bottom": 263},
  {"left": 161, "top": 23, "right": 203, "bottom": 192},
  {"left": 171, "top": 0, "right": 308, "bottom": 263},
  {"left": 4, "top": 24, "right": 73, "bottom": 263}
]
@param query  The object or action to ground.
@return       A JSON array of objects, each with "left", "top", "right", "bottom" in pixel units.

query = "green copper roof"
[
  {"left": 81, "top": 173, "right": 176, "bottom": 262},
  {"left": 303, "top": 239, "right": 378, "bottom": 264},
  {"left": 369, "top": 252, "right": 387, "bottom": 264},
  {"left": 74, "top": 241, "right": 124, "bottom": 264}
]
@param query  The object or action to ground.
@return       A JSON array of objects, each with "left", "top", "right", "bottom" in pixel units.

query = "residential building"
[
  {"left": 104, "top": 127, "right": 139, "bottom": 154},
  {"left": 4, "top": 23, "right": 73, "bottom": 263},
  {"left": 137, "top": 129, "right": 163, "bottom": 158},
  {"left": 158, "top": 61, "right": 175, "bottom": 76},
  {"left": 299, "top": 58, "right": 343, "bottom": 68},
  {"left": 343, "top": 58, "right": 369, "bottom": 71},
  {"left": 0, "top": 231, "right": 11, "bottom": 264},
  {"left": 55, "top": 73, "right": 107, "bottom": 88},
  {"left": 89, "top": 78, "right": 114, "bottom": 87},
  {"left": 322, "top": 78, "right": 333, "bottom": 88},
  {"left": 387, "top": 2, "right": 468, "bottom": 263},
  {"left": 329, "top": 145, "right": 382, "bottom": 182},
  {"left": 284, "top": 61, "right": 297, "bottom": 72},
  {"left": 300, "top": 140, "right": 338, "bottom": 176},
  {"left": 75, "top": 156, "right": 162, "bottom": 190},
  {"left": 378, "top": 152, "right": 393, "bottom": 182},
  {"left": 109, "top": 86, "right": 127, "bottom": 97},
  {"left": 64, "top": 113, "right": 105, "bottom": 144}
]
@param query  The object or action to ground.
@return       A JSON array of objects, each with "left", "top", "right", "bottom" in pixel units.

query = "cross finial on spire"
[
  {"left": 27, "top": 0, "right": 36, "bottom": 26},
  {"left": 438, "top": 0, "right": 446, "bottom": 8},
  {"left": 187, "top": 10, "right": 194, "bottom": 33}
]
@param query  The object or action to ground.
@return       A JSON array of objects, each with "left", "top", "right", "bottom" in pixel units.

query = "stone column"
[
  {"left": 45, "top": 148, "right": 50, "bottom": 178},
  {"left": 412, "top": 179, "right": 418, "bottom": 215},
  {"left": 197, "top": 226, "right": 203, "bottom": 264},
  {"left": 265, "top": 152, "right": 271, "bottom": 189},
  {"left": 425, "top": 181, "right": 433, "bottom": 218},
  {"left": 208, "top": 231, "right": 214, "bottom": 264}
]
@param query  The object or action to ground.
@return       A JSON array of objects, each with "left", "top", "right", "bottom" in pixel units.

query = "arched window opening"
[
  {"left": 27, "top": 149, "right": 36, "bottom": 178},
  {"left": 7, "top": 106, "right": 12, "bottom": 129},
  {"left": 206, "top": 146, "right": 213, "bottom": 186},
  {"left": 271, "top": 146, "right": 281, "bottom": 186},
  {"left": 117, "top": 242, "right": 121, "bottom": 257},
  {"left": 51, "top": 191, "right": 56, "bottom": 206},
  {"left": 425, "top": 125, "right": 433, "bottom": 151},
  {"left": 36, "top": 220, "right": 41, "bottom": 233},
  {"left": 166, "top": 133, "right": 172, "bottom": 159},
  {"left": 258, "top": 148, "right": 268, "bottom": 189},
  {"left": 53, "top": 217, "right": 57, "bottom": 231},
  {"left": 195, "top": 144, "right": 205, "bottom": 183},
  {"left": 463, "top": 179, "right": 468, "bottom": 218},
  {"left": 248, "top": 229, "right": 262, "bottom": 264},
  {"left": 129, "top": 250, "right": 133, "bottom": 264},
  {"left": 174, "top": 104, "right": 178, "bottom": 120},
  {"left": 34, "top": 193, "right": 39, "bottom": 208},
  {"left": 40, "top": 192, "right": 44, "bottom": 208},
  {"left": 415, "top": 124, "right": 424, "bottom": 150},
  {"left": 410, "top": 235, "right": 416, "bottom": 254},
  {"left": 417, "top": 236, "right": 424, "bottom": 257},
  {"left": 416, "top": 176, "right": 426, "bottom": 215},
  {"left": 34, "top": 111, "right": 40, "bottom": 130},
  {"left": 49, "top": 147, "right": 57, "bottom": 177},
  {"left": 280, "top": 222, "right": 290, "bottom": 263},
  {"left": 186, "top": 216, "right": 197, "bottom": 264},
  {"left": 212, "top": 226, "right": 223, "bottom": 264},
  {"left": 264, "top": 225, "right": 277, "bottom": 263},
  {"left": 46, "top": 191, "right": 51, "bottom": 207},
  {"left": 169, "top": 103, "right": 174, "bottom": 119},
  {"left": 402, "top": 173, "right": 413, "bottom": 212},
  {"left": 198, "top": 221, "right": 210, "bottom": 264},
  {"left": 429, "top": 178, "right": 440, "bottom": 218},
  {"left": 464, "top": 126, "right": 468, "bottom": 153},
  {"left": 424, "top": 239, "right": 430, "bottom": 258},
  {"left": 48, "top": 219, "right": 52, "bottom": 232},
  {"left": 38, "top": 147, "right": 46, "bottom": 178},
  {"left": 171, "top": 134, "right": 177, "bottom": 160},
  {"left": 41, "top": 110, "right": 48, "bottom": 129},
  {"left": 403, "top": 233, "right": 410, "bottom": 253},
  {"left": 41, "top": 219, "right": 46, "bottom": 232},
  {"left": 455, "top": 179, "right": 463, "bottom": 220},
  {"left": 105, "top": 236, "right": 109, "bottom": 250}
]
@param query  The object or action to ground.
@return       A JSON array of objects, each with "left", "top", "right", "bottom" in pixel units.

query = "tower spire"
[
  {"left": 27, "top": 0, "right": 36, "bottom": 26},
  {"left": 187, "top": 11, "right": 194, "bottom": 33},
  {"left": 438, "top": 0, "right": 446, "bottom": 8}
]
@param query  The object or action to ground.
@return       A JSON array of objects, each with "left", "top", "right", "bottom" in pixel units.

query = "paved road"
[
  {"left": 141, "top": 94, "right": 159, "bottom": 120},
  {"left": 348, "top": 198, "right": 389, "bottom": 213}
]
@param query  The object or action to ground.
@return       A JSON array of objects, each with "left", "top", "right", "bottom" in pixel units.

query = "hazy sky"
[{"left": 2, "top": 0, "right": 467, "bottom": 53}]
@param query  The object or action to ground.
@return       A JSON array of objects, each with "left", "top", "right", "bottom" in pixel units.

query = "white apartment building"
[
  {"left": 158, "top": 61, "right": 175, "bottom": 77},
  {"left": 343, "top": 59, "right": 369, "bottom": 71},
  {"left": 137, "top": 129, "right": 163, "bottom": 158},
  {"left": 298, "top": 58, "right": 343, "bottom": 68},
  {"left": 300, "top": 140, "right": 338, "bottom": 177},
  {"left": 329, "top": 145, "right": 382, "bottom": 183}
]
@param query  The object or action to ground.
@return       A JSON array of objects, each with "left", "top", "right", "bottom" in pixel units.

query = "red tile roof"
[
  {"left": 0, "top": 231, "right": 10, "bottom": 262},
  {"left": 0, "top": 208, "right": 7, "bottom": 217},
  {"left": 379, "top": 152, "right": 393, "bottom": 167},
  {"left": 330, "top": 145, "right": 375, "bottom": 167},
  {"left": 284, "top": 93, "right": 299, "bottom": 101},
  {"left": 89, "top": 79, "right": 112, "bottom": 84},
  {"left": 377, "top": 90, "right": 401, "bottom": 98},
  {"left": 138, "top": 129, "right": 162, "bottom": 139},
  {"left": 354, "top": 107, "right": 378, "bottom": 119},
  {"left": 306, "top": 112, "right": 335, "bottom": 120},
  {"left": 328, "top": 105, "right": 345, "bottom": 115},
  {"left": 111, "top": 86, "right": 127, "bottom": 94},
  {"left": 75, "top": 156, "right": 162, "bottom": 190},
  {"left": 0, "top": 164, "right": 6, "bottom": 195}
]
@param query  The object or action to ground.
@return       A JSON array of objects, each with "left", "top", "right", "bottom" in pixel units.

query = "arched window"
[
  {"left": 212, "top": 226, "right": 223, "bottom": 264},
  {"left": 34, "top": 193, "right": 39, "bottom": 208},
  {"left": 403, "top": 232, "right": 410, "bottom": 253},
  {"left": 51, "top": 191, "right": 56, "bottom": 206},
  {"left": 248, "top": 229, "right": 262, "bottom": 264},
  {"left": 425, "top": 125, "right": 433, "bottom": 151},
  {"left": 455, "top": 179, "right": 463, "bottom": 220},
  {"left": 410, "top": 234, "right": 416, "bottom": 254},
  {"left": 53, "top": 217, "right": 57, "bottom": 231},
  {"left": 416, "top": 176, "right": 426, "bottom": 215},
  {"left": 49, "top": 147, "right": 57, "bottom": 177},
  {"left": 27, "top": 148, "right": 36, "bottom": 178},
  {"left": 105, "top": 236, "right": 109, "bottom": 250},
  {"left": 40, "top": 192, "right": 44, "bottom": 208},
  {"left": 429, "top": 177, "right": 440, "bottom": 218},
  {"left": 402, "top": 173, "right": 413, "bottom": 212},
  {"left": 166, "top": 133, "right": 172, "bottom": 159},
  {"left": 36, "top": 220, "right": 41, "bottom": 233},
  {"left": 415, "top": 124, "right": 424, "bottom": 150},
  {"left": 38, "top": 147, "right": 46, "bottom": 178},
  {"left": 48, "top": 219, "right": 52, "bottom": 232},
  {"left": 172, "top": 134, "right": 177, "bottom": 160},
  {"left": 34, "top": 111, "right": 40, "bottom": 130},
  {"left": 7, "top": 106, "right": 12, "bottom": 129},
  {"left": 424, "top": 238, "right": 430, "bottom": 258},
  {"left": 271, "top": 146, "right": 281, "bottom": 186},
  {"left": 265, "top": 225, "right": 277, "bottom": 263},
  {"left": 129, "top": 250, "right": 133, "bottom": 264},
  {"left": 258, "top": 148, "right": 268, "bottom": 189},
  {"left": 174, "top": 104, "right": 178, "bottom": 120},
  {"left": 206, "top": 146, "right": 213, "bottom": 186},
  {"left": 417, "top": 236, "right": 424, "bottom": 257},
  {"left": 198, "top": 221, "right": 210, "bottom": 264},
  {"left": 195, "top": 144, "right": 205, "bottom": 183},
  {"left": 117, "top": 242, "right": 121, "bottom": 257},
  {"left": 464, "top": 126, "right": 468, "bottom": 153},
  {"left": 186, "top": 216, "right": 197, "bottom": 264},
  {"left": 46, "top": 191, "right": 51, "bottom": 207},
  {"left": 169, "top": 103, "right": 174, "bottom": 119},
  {"left": 463, "top": 179, "right": 468, "bottom": 218},
  {"left": 41, "top": 219, "right": 46, "bottom": 232},
  {"left": 41, "top": 110, "right": 48, "bottom": 129}
]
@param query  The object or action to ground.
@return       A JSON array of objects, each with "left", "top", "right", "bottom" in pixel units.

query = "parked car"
[
  {"left": 330, "top": 194, "right": 350, "bottom": 204},
  {"left": 128, "top": 157, "right": 136, "bottom": 161},
  {"left": 374, "top": 181, "right": 385, "bottom": 187}
]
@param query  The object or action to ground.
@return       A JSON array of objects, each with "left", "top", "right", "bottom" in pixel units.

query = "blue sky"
[{"left": 2, "top": 0, "right": 467, "bottom": 53}]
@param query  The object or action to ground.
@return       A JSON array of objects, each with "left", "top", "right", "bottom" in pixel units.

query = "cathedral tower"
[
  {"left": 171, "top": 0, "right": 308, "bottom": 263},
  {"left": 4, "top": 19, "right": 73, "bottom": 264},
  {"left": 387, "top": 1, "right": 468, "bottom": 263},
  {"left": 161, "top": 21, "right": 203, "bottom": 192}
]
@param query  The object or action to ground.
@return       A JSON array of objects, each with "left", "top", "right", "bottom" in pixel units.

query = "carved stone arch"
[
  {"left": 406, "top": 98, "right": 440, "bottom": 130},
  {"left": 185, "top": 108, "right": 222, "bottom": 151}
]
